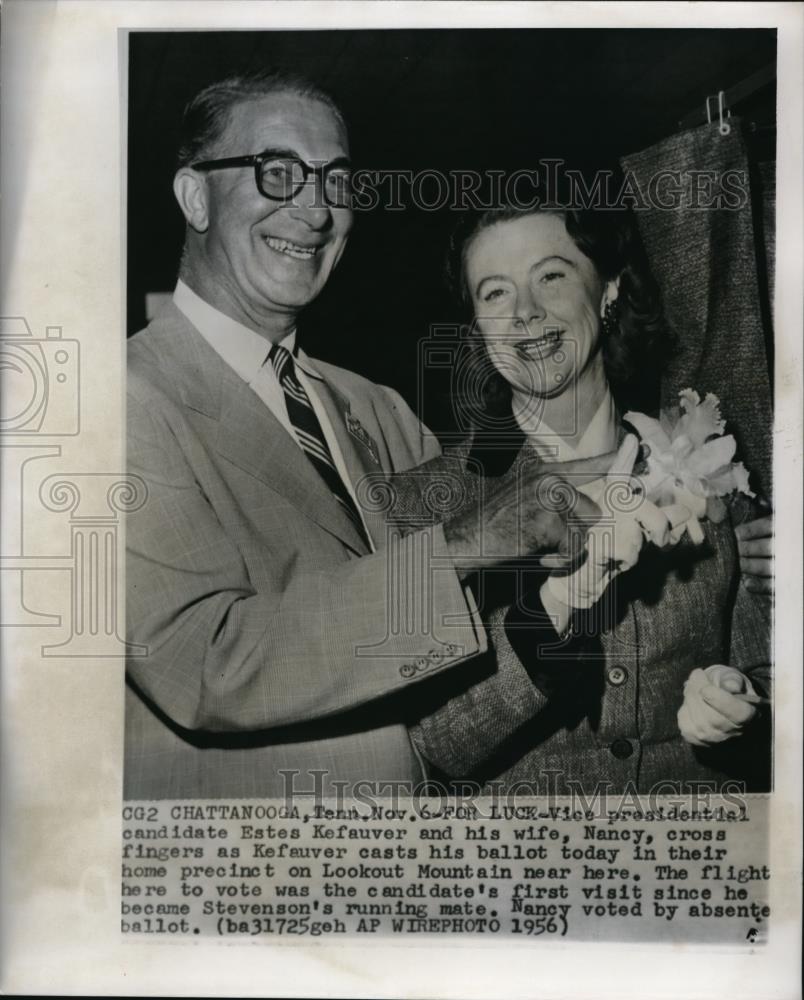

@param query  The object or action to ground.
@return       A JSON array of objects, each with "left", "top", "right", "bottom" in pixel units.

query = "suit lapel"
[
  {"left": 151, "top": 305, "right": 371, "bottom": 556},
  {"left": 304, "top": 366, "right": 387, "bottom": 551}
]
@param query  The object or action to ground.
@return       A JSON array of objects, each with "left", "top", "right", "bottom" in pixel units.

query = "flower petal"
[
  {"left": 623, "top": 410, "right": 672, "bottom": 452},
  {"left": 659, "top": 406, "right": 680, "bottom": 440},
  {"left": 686, "top": 436, "right": 737, "bottom": 481},
  {"left": 679, "top": 389, "right": 725, "bottom": 448},
  {"left": 707, "top": 462, "right": 755, "bottom": 498},
  {"left": 627, "top": 390, "right": 754, "bottom": 536}
]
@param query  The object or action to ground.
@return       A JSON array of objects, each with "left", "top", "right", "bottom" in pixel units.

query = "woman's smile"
[{"left": 514, "top": 327, "right": 564, "bottom": 359}]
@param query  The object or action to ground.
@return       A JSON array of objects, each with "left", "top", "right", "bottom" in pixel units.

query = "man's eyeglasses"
[{"left": 192, "top": 151, "right": 353, "bottom": 208}]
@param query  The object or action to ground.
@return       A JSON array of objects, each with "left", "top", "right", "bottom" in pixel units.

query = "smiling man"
[
  {"left": 124, "top": 70, "right": 590, "bottom": 800},
  {"left": 173, "top": 86, "right": 353, "bottom": 332}
]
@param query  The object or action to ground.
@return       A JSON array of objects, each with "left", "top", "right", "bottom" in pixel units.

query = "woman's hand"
[
  {"left": 734, "top": 514, "right": 773, "bottom": 595},
  {"left": 678, "top": 665, "right": 761, "bottom": 746},
  {"left": 540, "top": 435, "right": 689, "bottom": 630}
]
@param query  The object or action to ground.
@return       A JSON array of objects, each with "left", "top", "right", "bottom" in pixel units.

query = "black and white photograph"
[
  {"left": 125, "top": 27, "right": 775, "bottom": 801},
  {"left": 0, "top": 2, "right": 801, "bottom": 996}
]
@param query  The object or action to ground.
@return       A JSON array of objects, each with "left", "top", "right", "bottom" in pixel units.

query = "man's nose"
[{"left": 289, "top": 176, "right": 334, "bottom": 229}]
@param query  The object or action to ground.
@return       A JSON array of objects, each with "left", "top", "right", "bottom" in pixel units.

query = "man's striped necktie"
[{"left": 269, "top": 343, "right": 370, "bottom": 548}]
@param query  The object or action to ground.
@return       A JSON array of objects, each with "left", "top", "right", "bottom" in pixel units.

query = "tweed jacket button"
[
  {"left": 400, "top": 663, "right": 415, "bottom": 678},
  {"left": 607, "top": 666, "right": 628, "bottom": 686},
  {"left": 610, "top": 738, "right": 634, "bottom": 760},
  {"left": 444, "top": 643, "right": 457, "bottom": 656},
  {"left": 414, "top": 656, "right": 428, "bottom": 672},
  {"left": 429, "top": 648, "right": 443, "bottom": 663}
]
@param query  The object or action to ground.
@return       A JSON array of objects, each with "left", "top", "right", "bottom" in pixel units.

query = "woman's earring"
[{"left": 602, "top": 299, "right": 620, "bottom": 338}]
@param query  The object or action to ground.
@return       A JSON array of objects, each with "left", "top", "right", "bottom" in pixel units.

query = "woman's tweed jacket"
[{"left": 395, "top": 427, "right": 772, "bottom": 795}]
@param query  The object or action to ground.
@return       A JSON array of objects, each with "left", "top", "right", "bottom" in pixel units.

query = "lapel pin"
[{"left": 346, "top": 414, "right": 380, "bottom": 465}]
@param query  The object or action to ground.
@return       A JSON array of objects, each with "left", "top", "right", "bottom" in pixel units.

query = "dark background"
[{"left": 127, "top": 28, "right": 776, "bottom": 427}]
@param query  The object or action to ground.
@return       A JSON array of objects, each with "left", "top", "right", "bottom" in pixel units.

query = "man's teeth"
[{"left": 265, "top": 237, "right": 319, "bottom": 260}]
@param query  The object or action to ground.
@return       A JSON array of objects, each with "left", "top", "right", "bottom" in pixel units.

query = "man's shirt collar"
[{"left": 173, "top": 279, "right": 310, "bottom": 385}]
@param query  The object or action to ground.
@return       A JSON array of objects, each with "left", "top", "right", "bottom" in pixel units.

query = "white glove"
[
  {"left": 678, "top": 665, "right": 761, "bottom": 747},
  {"left": 545, "top": 435, "right": 690, "bottom": 610}
]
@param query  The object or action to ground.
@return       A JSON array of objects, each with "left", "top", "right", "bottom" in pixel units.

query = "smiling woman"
[
  {"left": 409, "top": 200, "right": 772, "bottom": 795},
  {"left": 466, "top": 213, "right": 622, "bottom": 454},
  {"left": 446, "top": 204, "right": 670, "bottom": 424}
]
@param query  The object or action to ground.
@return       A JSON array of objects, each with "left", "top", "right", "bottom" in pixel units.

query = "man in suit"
[{"left": 125, "top": 70, "right": 591, "bottom": 799}]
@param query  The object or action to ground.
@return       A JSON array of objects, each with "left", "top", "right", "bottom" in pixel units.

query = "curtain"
[
  {"left": 757, "top": 158, "right": 776, "bottom": 332},
  {"left": 621, "top": 119, "right": 774, "bottom": 500}
]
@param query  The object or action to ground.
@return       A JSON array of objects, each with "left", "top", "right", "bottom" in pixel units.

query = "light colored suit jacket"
[{"left": 125, "top": 304, "right": 485, "bottom": 799}]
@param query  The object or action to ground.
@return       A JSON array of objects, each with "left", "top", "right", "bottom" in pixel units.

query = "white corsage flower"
[{"left": 624, "top": 389, "right": 754, "bottom": 543}]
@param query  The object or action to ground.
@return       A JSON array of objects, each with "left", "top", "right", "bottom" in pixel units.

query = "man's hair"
[{"left": 175, "top": 69, "right": 346, "bottom": 169}]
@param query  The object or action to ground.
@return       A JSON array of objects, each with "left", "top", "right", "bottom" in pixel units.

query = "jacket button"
[
  {"left": 445, "top": 643, "right": 456, "bottom": 656},
  {"left": 429, "top": 648, "right": 443, "bottom": 663},
  {"left": 400, "top": 664, "right": 414, "bottom": 678},
  {"left": 610, "top": 738, "right": 633, "bottom": 760},
  {"left": 414, "top": 657, "right": 428, "bottom": 672},
  {"left": 607, "top": 666, "right": 628, "bottom": 686}
]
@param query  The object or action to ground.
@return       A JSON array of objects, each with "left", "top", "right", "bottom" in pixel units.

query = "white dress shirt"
[{"left": 173, "top": 279, "right": 373, "bottom": 548}]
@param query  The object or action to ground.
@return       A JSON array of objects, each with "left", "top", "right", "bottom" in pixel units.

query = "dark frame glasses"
[{"left": 192, "top": 151, "right": 352, "bottom": 207}]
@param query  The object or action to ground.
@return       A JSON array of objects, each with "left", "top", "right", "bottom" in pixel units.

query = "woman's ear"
[
  {"left": 600, "top": 275, "right": 621, "bottom": 318},
  {"left": 173, "top": 168, "right": 209, "bottom": 233}
]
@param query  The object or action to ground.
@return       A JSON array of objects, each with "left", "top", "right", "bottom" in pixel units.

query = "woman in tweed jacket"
[{"left": 410, "top": 204, "right": 771, "bottom": 795}]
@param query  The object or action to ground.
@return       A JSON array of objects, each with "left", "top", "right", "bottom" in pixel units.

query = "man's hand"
[
  {"left": 735, "top": 514, "right": 773, "bottom": 595},
  {"left": 443, "top": 469, "right": 599, "bottom": 578},
  {"left": 677, "top": 665, "right": 761, "bottom": 747}
]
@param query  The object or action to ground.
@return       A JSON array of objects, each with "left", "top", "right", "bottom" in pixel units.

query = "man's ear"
[
  {"left": 599, "top": 274, "right": 621, "bottom": 317},
  {"left": 173, "top": 168, "right": 209, "bottom": 233}
]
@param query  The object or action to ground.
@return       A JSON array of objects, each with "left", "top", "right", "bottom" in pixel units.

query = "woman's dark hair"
[
  {"left": 176, "top": 69, "right": 346, "bottom": 170},
  {"left": 445, "top": 203, "right": 674, "bottom": 418}
]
